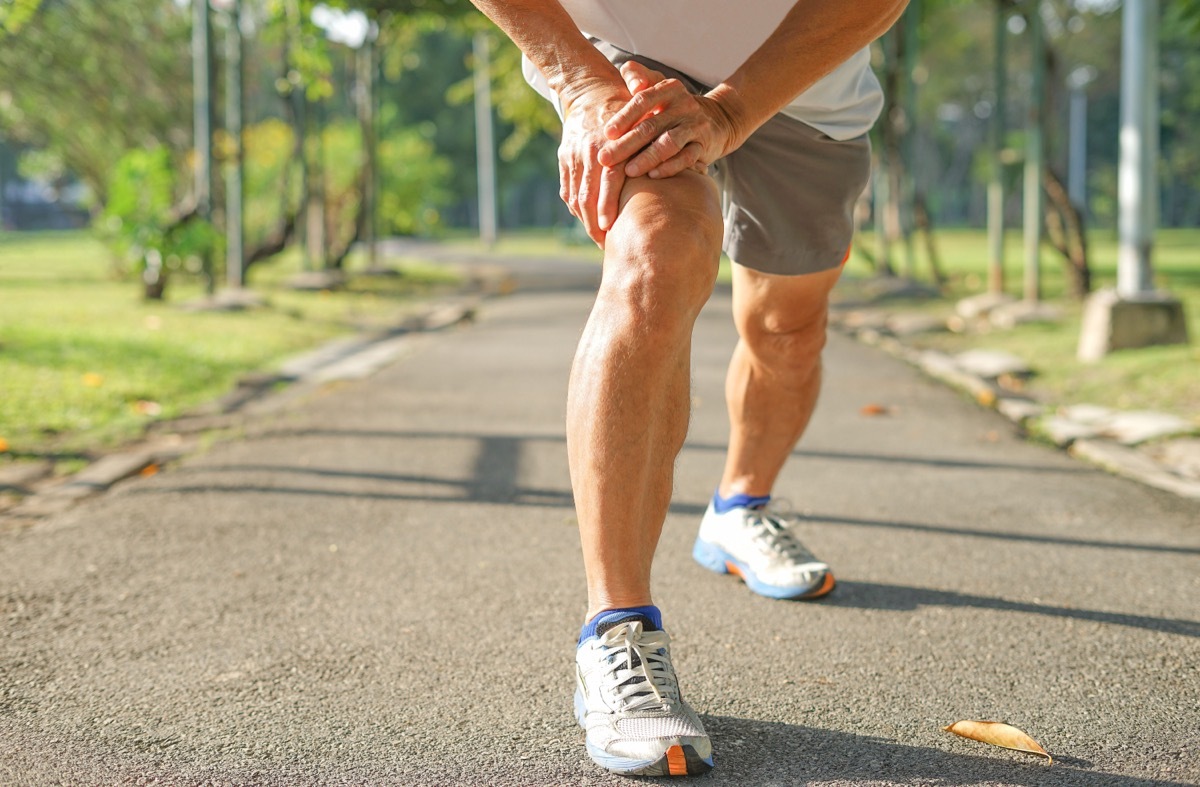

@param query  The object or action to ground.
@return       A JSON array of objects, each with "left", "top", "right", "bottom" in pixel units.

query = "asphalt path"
[{"left": 2, "top": 271, "right": 1199, "bottom": 786}]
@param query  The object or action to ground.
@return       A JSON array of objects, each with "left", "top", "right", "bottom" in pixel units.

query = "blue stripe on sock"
[
  {"left": 713, "top": 490, "right": 771, "bottom": 514},
  {"left": 578, "top": 605, "right": 662, "bottom": 645}
]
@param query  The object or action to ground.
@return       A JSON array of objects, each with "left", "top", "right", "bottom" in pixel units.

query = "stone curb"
[{"left": 831, "top": 310, "right": 1200, "bottom": 501}]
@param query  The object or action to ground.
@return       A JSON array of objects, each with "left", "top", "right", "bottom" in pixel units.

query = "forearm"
[
  {"left": 711, "top": 0, "right": 909, "bottom": 146},
  {"left": 466, "top": 0, "right": 623, "bottom": 111}
]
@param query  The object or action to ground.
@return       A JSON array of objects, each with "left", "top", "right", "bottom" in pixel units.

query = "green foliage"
[
  {"left": 97, "top": 147, "right": 217, "bottom": 275},
  {"left": 378, "top": 126, "right": 453, "bottom": 235},
  {"left": 0, "top": 0, "right": 42, "bottom": 39},
  {"left": 242, "top": 118, "right": 298, "bottom": 245},
  {"left": 0, "top": 0, "right": 193, "bottom": 203},
  {"left": 445, "top": 28, "right": 561, "bottom": 162}
]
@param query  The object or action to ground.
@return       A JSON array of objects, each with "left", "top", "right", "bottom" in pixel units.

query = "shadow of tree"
[{"left": 826, "top": 581, "right": 1200, "bottom": 638}]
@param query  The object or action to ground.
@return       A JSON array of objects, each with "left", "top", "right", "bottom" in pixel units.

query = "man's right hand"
[{"left": 558, "top": 83, "right": 633, "bottom": 247}]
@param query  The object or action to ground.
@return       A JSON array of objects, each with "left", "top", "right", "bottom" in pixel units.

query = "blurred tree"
[{"left": 0, "top": 0, "right": 193, "bottom": 205}]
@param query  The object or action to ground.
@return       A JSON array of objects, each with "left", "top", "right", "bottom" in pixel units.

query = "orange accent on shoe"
[
  {"left": 666, "top": 744, "right": 688, "bottom": 776},
  {"left": 725, "top": 561, "right": 743, "bottom": 579},
  {"left": 808, "top": 572, "right": 837, "bottom": 598}
]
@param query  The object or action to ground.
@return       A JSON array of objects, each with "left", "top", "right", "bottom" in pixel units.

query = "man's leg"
[
  {"left": 569, "top": 169, "right": 722, "bottom": 778},
  {"left": 568, "top": 168, "right": 722, "bottom": 620},
  {"left": 720, "top": 263, "right": 842, "bottom": 498},
  {"left": 692, "top": 261, "right": 842, "bottom": 600}
]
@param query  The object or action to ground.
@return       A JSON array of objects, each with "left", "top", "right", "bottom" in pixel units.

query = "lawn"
[
  {"left": 2, "top": 225, "right": 1194, "bottom": 467},
  {"left": 0, "top": 231, "right": 462, "bottom": 460},
  {"left": 841, "top": 228, "right": 1200, "bottom": 419}
]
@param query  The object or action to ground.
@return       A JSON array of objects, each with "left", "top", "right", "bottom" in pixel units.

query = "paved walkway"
[{"left": 2, "top": 268, "right": 1199, "bottom": 785}]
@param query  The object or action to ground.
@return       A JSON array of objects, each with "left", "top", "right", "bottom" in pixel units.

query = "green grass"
[
  {"left": 841, "top": 228, "right": 1200, "bottom": 419},
  {"left": 0, "top": 231, "right": 462, "bottom": 459}
]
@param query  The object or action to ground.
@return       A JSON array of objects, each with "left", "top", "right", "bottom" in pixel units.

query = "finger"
[
  {"left": 565, "top": 157, "right": 581, "bottom": 218},
  {"left": 626, "top": 127, "right": 688, "bottom": 178},
  {"left": 619, "top": 61, "right": 664, "bottom": 96},
  {"left": 648, "top": 141, "right": 704, "bottom": 179},
  {"left": 577, "top": 157, "right": 605, "bottom": 245},
  {"left": 597, "top": 164, "right": 625, "bottom": 232},
  {"left": 604, "top": 79, "right": 683, "bottom": 140},
  {"left": 558, "top": 154, "right": 571, "bottom": 211},
  {"left": 598, "top": 111, "right": 667, "bottom": 168}
]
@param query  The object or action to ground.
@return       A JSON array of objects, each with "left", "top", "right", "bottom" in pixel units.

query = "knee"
[
  {"left": 601, "top": 175, "right": 722, "bottom": 330},
  {"left": 739, "top": 301, "right": 829, "bottom": 369}
]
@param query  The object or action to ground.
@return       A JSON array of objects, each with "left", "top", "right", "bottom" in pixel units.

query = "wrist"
[
  {"left": 555, "top": 70, "right": 625, "bottom": 118},
  {"left": 704, "top": 83, "right": 753, "bottom": 156}
]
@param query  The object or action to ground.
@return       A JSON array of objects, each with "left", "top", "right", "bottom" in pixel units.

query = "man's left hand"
[{"left": 598, "top": 62, "right": 746, "bottom": 179}]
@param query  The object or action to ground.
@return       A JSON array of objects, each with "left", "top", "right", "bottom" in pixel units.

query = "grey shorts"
[{"left": 593, "top": 41, "right": 873, "bottom": 276}]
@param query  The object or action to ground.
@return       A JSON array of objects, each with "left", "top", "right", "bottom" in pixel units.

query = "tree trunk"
[
  {"left": 1043, "top": 167, "right": 1091, "bottom": 298},
  {"left": 913, "top": 194, "right": 947, "bottom": 287},
  {"left": 245, "top": 213, "right": 297, "bottom": 268}
]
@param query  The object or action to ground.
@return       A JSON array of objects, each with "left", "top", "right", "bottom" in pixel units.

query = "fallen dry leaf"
[
  {"left": 139, "top": 464, "right": 159, "bottom": 478},
  {"left": 943, "top": 720, "right": 1052, "bottom": 763},
  {"left": 975, "top": 389, "right": 997, "bottom": 407},
  {"left": 82, "top": 372, "right": 105, "bottom": 388},
  {"left": 860, "top": 403, "right": 891, "bottom": 417},
  {"left": 132, "top": 400, "right": 163, "bottom": 416},
  {"left": 0, "top": 437, "right": 9, "bottom": 453}
]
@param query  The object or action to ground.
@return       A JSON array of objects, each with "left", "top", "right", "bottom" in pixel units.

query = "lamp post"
[
  {"left": 474, "top": 30, "right": 498, "bottom": 248},
  {"left": 213, "top": 0, "right": 245, "bottom": 289},
  {"left": 1022, "top": 1, "right": 1044, "bottom": 304},
  {"left": 1077, "top": 0, "right": 1188, "bottom": 360},
  {"left": 192, "top": 0, "right": 215, "bottom": 293},
  {"left": 1066, "top": 66, "right": 1096, "bottom": 217}
]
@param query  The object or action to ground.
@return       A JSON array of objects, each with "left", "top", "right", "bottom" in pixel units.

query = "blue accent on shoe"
[
  {"left": 712, "top": 490, "right": 771, "bottom": 514},
  {"left": 693, "top": 537, "right": 833, "bottom": 600},
  {"left": 578, "top": 605, "right": 662, "bottom": 646}
]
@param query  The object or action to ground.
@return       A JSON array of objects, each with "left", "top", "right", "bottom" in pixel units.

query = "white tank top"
[{"left": 522, "top": 0, "right": 883, "bottom": 140}]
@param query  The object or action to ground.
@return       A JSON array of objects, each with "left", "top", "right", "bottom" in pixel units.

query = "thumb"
[{"left": 619, "top": 60, "right": 662, "bottom": 95}]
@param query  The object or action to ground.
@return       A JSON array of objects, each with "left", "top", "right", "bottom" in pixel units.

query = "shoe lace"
[
  {"left": 745, "top": 501, "right": 818, "bottom": 563},
  {"left": 596, "top": 622, "right": 679, "bottom": 713}
]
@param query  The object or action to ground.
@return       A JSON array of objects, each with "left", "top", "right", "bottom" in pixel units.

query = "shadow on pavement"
[
  {"left": 803, "top": 513, "right": 1200, "bottom": 557},
  {"left": 253, "top": 426, "right": 1094, "bottom": 476},
  {"left": 828, "top": 581, "right": 1200, "bottom": 639},
  {"left": 699, "top": 715, "right": 1191, "bottom": 786}
]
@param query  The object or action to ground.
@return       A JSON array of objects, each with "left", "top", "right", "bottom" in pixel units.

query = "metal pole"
[
  {"left": 357, "top": 33, "right": 378, "bottom": 269},
  {"left": 192, "top": 0, "right": 215, "bottom": 293},
  {"left": 1068, "top": 85, "right": 1087, "bottom": 213},
  {"left": 987, "top": 0, "right": 1006, "bottom": 294},
  {"left": 902, "top": 0, "right": 920, "bottom": 278},
  {"left": 1117, "top": 0, "right": 1157, "bottom": 296},
  {"left": 1022, "top": 1, "right": 1044, "bottom": 303},
  {"left": 224, "top": 0, "right": 245, "bottom": 289},
  {"left": 473, "top": 30, "right": 498, "bottom": 247}
]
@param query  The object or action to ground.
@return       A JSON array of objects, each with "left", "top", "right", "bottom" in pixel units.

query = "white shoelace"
[
  {"left": 597, "top": 622, "right": 680, "bottom": 713},
  {"left": 745, "top": 505, "right": 819, "bottom": 563}
]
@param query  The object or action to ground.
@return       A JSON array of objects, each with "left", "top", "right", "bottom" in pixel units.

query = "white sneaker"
[
  {"left": 693, "top": 501, "right": 836, "bottom": 599},
  {"left": 573, "top": 613, "right": 713, "bottom": 776}
]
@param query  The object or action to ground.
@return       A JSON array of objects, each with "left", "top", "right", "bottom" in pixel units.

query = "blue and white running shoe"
[
  {"left": 574, "top": 612, "right": 713, "bottom": 777},
  {"left": 693, "top": 501, "right": 836, "bottom": 600}
]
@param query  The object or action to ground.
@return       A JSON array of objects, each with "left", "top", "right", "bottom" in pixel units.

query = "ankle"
[{"left": 712, "top": 488, "right": 771, "bottom": 513}]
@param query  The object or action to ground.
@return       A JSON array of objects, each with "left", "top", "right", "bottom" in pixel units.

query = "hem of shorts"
[{"left": 724, "top": 240, "right": 849, "bottom": 277}]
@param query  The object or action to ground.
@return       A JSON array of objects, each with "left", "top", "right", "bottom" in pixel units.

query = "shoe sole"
[
  {"left": 692, "top": 537, "right": 836, "bottom": 600},
  {"left": 586, "top": 741, "right": 714, "bottom": 777},
  {"left": 574, "top": 690, "right": 714, "bottom": 776}
]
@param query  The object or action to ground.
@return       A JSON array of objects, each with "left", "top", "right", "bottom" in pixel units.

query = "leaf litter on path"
[{"left": 943, "top": 720, "right": 1052, "bottom": 764}]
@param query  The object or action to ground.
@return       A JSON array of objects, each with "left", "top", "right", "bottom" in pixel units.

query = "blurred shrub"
[
  {"left": 378, "top": 125, "right": 452, "bottom": 236},
  {"left": 96, "top": 147, "right": 217, "bottom": 294}
]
